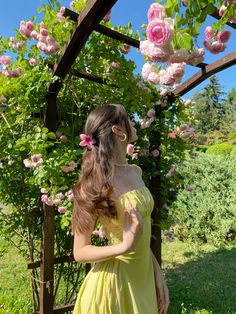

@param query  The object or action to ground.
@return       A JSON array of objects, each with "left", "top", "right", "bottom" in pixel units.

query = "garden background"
[{"left": 0, "top": 0, "right": 236, "bottom": 313}]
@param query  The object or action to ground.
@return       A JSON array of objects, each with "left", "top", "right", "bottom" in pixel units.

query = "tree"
[
  {"left": 192, "top": 75, "right": 225, "bottom": 134},
  {"left": 220, "top": 87, "right": 236, "bottom": 134}
]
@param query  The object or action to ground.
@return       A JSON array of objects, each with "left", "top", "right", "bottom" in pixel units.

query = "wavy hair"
[{"left": 72, "top": 104, "right": 132, "bottom": 235}]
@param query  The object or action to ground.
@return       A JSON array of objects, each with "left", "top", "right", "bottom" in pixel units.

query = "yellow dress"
[{"left": 73, "top": 186, "right": 158, "bottom": 314}]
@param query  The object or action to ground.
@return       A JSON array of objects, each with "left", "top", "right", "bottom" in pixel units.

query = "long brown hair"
[{"left": 72, "top": 104, "right": 132, "bottom": 235}]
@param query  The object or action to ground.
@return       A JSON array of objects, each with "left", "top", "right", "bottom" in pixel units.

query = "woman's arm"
[
  {"left": 73, "top": 208, "right": 143, "bottom": 263},
  {"left": 151, "top": 251, "right": 169, "bottom": 314}
]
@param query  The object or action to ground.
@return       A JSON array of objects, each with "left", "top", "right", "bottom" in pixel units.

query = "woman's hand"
[
  {"left": 122, "top": 205, "right": 143, "bottom": 253},
  {"left": 155, "top": 267, "right": 169, "bottom": 314}
]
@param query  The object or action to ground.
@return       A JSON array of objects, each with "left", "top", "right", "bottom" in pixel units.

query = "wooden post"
[
  {"left": 149, "top": 130, "right": 162, "bottom": 267},
  {"left": 40, "top": 205, "right": 55, "bottom": 314}
]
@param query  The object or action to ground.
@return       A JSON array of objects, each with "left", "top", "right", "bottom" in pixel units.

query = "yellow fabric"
[{"left": 73, "top": 186, "right": 158, "bottom": 314}]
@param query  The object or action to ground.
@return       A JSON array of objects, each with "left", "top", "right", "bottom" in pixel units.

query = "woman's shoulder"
[{"left": 131, "top": 164, "right": 143, "bottom": 176}]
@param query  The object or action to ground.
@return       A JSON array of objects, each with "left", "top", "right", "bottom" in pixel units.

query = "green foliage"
[
  {"left": 169, "top": 153, "right": 236, "bottom": 246},
  {"left": 206, "top": 142, "right": 234, "bottom": 155}
]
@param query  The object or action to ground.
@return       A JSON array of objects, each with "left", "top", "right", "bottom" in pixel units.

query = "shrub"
[
  {"left": 206, "top": 142, "right": 233, "bottom": 155},
  {"left": 227, "top": 132, "right": 236, "bottom": 144},
  {"left": 170, "top": 153, "right": 236, "bottom": 245}
]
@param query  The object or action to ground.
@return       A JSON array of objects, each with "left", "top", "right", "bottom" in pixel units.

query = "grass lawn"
[
  {"left": 162, "top": 239, "right": 236, "bottom": 314},
  {"left": 0, "top": 235, "right": 235, "bottom": 313}
]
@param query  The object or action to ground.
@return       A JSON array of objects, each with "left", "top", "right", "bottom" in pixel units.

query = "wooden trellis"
[{"left": 27, "top": 1, "right": 236, "bottom": 313}]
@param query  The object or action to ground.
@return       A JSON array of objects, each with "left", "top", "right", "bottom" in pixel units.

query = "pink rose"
[
  {"left": 111, "top": 62, "right": 120, "bottom": 68},
  {"left": 31, "top": 31, "right": 38, "bottom": 40},
  {"left": 147, "top": 3, "right": 166, "bottom": 21},
  {"left": 166, "top": 164, "right": 177, "bottom": 178},
  {"left": 141, "top": 62, "right": 156, "bottom": 79},
  {"left": 204, "top": 26, "right": 214, "bottom": 39},
  {"left": 147, "top": 18, "right": 173, "bottom": 47},
  {"left": 217, "top": 29, "right": 231, "bottom": 43},
  {"left": 159, "top": 70, "right": 175, "bottom": 86},
  {"left": 57, "top": 13, "right": 65, "bottom": 21},
  {"left": 169, "top": 48, "right": 190, "bottom": 63},
  {"left": 26, "top": 21, "right": 34, "bottom": 31},
  {"left": 120, "top": 43, "right": 130, "bottom": 54},
  {"left": 29, "top": 58, "right": 37, "bottom": 67},
  {"left": 147, "top": 71, "right": 160, "bottom": 84},
  {"left": 41, "top": 188, "right": 48, "bottom": 194},
  {"left": 183, "top": 99, "right": 192, "bottom": 106},
  {"left": 0, "top": 55, "right": 11, "bottom": 69},
  {"left": 167, "top": 63, "right": 185, "bottom": 79},
  {"left": 160, "top": 88, "right": 169, "bottom": 97},
  {"left": 127, "top": 144, "right": 135, "bottom": 155},
  {"left": 41, "top": 195, "right": 49, "bottom": 204},
  {"left": 40, "top": 28, "right": 48, "bottom": 37},
  {"left": 132, "top": 153, "right": 139, "bottom": 160},
  {"left": 219, "top": 5, "right": 226, "bottom": 17},
  {"left": 188, "top": 48, "right": 205, "bottom": 66},
  {"left": 60, "top": 6, "right": 66, "bottom": 14},
  {"left": 210, "top": 41, "right": 226, "bottom": 54},
  {"left": 147, "top": 108, "right": 156, "bottom": 118},
  {"left": 59, "top": 135, "right": 68, "bottom": 142},
  {"left": 58, "top": 206, "right": 67, "bottom": 214},
  {"left": 152, "top": 149, "right": 160, "bottom": 157}
]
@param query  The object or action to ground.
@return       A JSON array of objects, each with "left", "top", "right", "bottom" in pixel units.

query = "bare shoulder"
[{"left": 131, "top": 164, "right": 143, "bottom": 176}]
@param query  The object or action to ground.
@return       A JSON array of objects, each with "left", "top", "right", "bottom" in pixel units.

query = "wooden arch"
[{"left": 30, "top": 1, "right": 236, "bottom": 313}]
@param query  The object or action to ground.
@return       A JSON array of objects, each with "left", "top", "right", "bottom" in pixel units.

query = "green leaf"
[
  {"left": 176, "top": 33, "right": 193, "bottom": 50},
  {"left": 189, "top": 0, "right": 201, "bottom": 17}
]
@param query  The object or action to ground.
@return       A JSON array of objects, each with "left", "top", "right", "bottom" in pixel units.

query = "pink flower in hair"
[{"left": 79, "top": 134, "right": 96, "bottom": 150}]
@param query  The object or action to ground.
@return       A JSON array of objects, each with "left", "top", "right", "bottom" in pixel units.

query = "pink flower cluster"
[
  {"left": 56, "top": 131, "right": 68, "bottom": 142},
  {"left": 37, "top": 24, "right": 60, "bottom": 55},
  {"left": 57, "top": 7, "right": 66, "bottom": 22},
  {"left": 0, "top": 55, "right": 22, "bottom": 78},
  {"left": 23, "top": 154, "right": 43, "bottom": 168},
  {"left": 168, "top": 124, "right": 195, "bottom": 140},
  {"left": 19, "top": 20, "right": 60, "bottom": 55},
  {"left": 127, "top": 144, "right": 134, "bottom": 155},
  {"left": 40, "top": 188, "right": 74, "bottom": 213},
  {"left": 219, "top": 5, "right": 236, "bottom": 23},
  {"left": 119, "top": 43, "right": 131, "bottom": 54},
  {"left": 92, "top": 226, "right": 106, "bottom": 239},
  {"left": 29, "top": 58, "right": 38, "bottom": 67},
  {"left": 203, "top": 26, "right": 230, "bottom": 54},
  {"left": 9, "top": 37, "right": 25, "bottom": 51},
  {"left": 65, "top": 190, "right": 74, "bottom": 202},
  {"left": 166, "top": 164, "right": 177, "bottom": 178},
  {"left": 61, "top": 160, "right": 77, "bottom": 173},
  {"left": 139, "top": 116, "right": 155, "bottom": 129},
  {"left": 111, "top": 61, "right": 120, "bottom": 68},
  {"left": 140, "top": 3, "right": 207, "bottom": 86}
]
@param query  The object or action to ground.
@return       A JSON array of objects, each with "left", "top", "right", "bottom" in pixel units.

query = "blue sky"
[{"left": 1, "top": 0, "right": 235, "bottom": 98}]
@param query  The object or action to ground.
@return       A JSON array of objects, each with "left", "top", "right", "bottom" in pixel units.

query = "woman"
[{"left": 72, "top": 104, "right": 169, "bottom": 313}]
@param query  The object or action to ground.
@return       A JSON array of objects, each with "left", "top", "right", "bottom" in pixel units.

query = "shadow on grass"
[{"left": 165, "top": 245, "right": 236, "bottom": 314}]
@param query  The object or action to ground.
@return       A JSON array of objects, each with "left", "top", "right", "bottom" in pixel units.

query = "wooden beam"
[
  {"left": 71, "top": 69, "right": 108, "bottom": 84},
  {"left": 28, "top": 255, "right": 74, "bottom": 270},
  {"left": 39, "top": 205, "right": 55, "bottom": 314},
  {"left": 64, "top": 8, "right": 140, "bottom": 48},
  {"left": 48, "top": 0, "right": 118, "bottom": 94},
  {"left": 173, "top": 50, "right": 236, "bottom": 96}
]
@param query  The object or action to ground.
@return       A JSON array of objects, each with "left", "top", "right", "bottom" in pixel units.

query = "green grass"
[
  {"left": 162, "top": 239, "right": 236, "bottom": 314},
  {"left": 0, "top": 235, "right": 236, "bottom": 313},
  {"left": 0, "top": 237, "right": 32, "bottom": 313}
]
